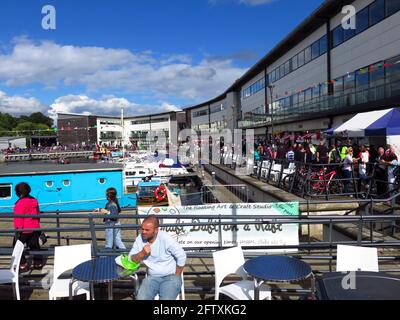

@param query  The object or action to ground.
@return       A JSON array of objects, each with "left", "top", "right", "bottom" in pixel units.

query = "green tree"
[
  {"left": 28, "top": 112, "right": 53, "bottom": 127},
  {"left": 35, "top": 123, "right": 54, "bottom": 136},
  {"left": 13, "top": 121, "right": 39, "bottom": 135},
  {"left": 0, "top": 126, "right": 11, "bottom": 137},
  {"left": 0, "top": 112, "right": 17, "bottom": 131}
]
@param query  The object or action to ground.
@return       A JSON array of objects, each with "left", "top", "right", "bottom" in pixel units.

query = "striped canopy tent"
[{"left": 326, "top": 108, "right": 400, "bottom": 137}]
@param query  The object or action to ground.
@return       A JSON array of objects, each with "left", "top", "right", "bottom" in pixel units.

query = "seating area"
[{"left": 0, "top": 241, "right": 395, "bottom": 300}]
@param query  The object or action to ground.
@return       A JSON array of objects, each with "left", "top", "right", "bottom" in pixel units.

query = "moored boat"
[{"left": 0, "top": 162, "right": 136, "bottom": 213}]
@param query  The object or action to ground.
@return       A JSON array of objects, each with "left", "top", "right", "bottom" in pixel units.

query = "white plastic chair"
[
  {"left": 213, "top": 246, "right": 271, "bottom": 300},
  {"left": 0, "top": 240, "right": 24, "bottom": 300},
  {"left": 336, "top": 245, "right": 379, "bottom": 272},
  {"left": 270, "top": 164, "right": 282, "bottom": 182},
  {"left": 260, "top": 161, "right": 270, "bottom": 179},
  {"left": 282, "top": 162, "right": 296, "bottom": 179},
  {"left": 49, "top": 243, "right": 92, "bottom": 300}
]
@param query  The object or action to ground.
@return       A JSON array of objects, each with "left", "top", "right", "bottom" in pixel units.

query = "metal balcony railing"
[{"left": 238, "top": 78, "right": 400, "bottom": 129}]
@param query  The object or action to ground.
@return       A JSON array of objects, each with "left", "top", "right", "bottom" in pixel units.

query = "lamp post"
[
  {"left": 121, "top": 105, "right": 125, "bottom": 160},
  {"left": 268, "top": 84, "right": 275, "bottom": 143}
]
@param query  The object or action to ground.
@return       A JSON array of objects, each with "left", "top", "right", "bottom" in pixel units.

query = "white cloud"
[
  {"left": 48, "top": 95, "right": 181, "bottom": 120},
  {"left": 0, "top": 91, "right": 48, "bottom": 115},
  {"left": 0, "top": 38, "right": 247, "bottom": 103}
]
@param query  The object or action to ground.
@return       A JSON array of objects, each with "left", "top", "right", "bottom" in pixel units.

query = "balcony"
[{"left": 238, "top": 78, "right": 400, "bottom": 129}]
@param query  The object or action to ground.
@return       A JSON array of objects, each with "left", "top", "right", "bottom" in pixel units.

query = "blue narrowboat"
[{"left": 0, "top": 163, "right": 136, "bottom": 213}]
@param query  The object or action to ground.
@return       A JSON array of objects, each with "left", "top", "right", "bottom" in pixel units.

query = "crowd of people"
[
  {"left": 251, "top": 138, "right": 400, "bottom": 198},
  {"left": 1, "top": 143, "right": 96, "bottom": 155}
]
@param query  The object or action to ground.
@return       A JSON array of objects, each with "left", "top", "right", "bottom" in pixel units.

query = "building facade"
[
  {"left": 57, "top": 113, "right": 97, "bottom": 146},
  {"left": 58, "top": 0, "right": 400, "bottom": 148},
  {"left": 237, "top": 0, "right": 400, "bottom": 142}
]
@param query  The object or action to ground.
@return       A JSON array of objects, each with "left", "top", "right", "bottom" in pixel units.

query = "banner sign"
[{"left": 138, "top": 202, "right": 299, "bottom": 251}]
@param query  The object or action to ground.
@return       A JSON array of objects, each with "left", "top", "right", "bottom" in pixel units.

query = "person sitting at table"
[{"left": 129, "top": 215, "right": 186, "bottom": 300}]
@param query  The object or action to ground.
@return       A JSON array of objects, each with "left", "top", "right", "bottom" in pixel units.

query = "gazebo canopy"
[{"left": 326, "top": 108, "right": 400, "bottom": 137}]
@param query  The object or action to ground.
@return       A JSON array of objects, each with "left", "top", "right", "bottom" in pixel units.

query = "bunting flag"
[{"left": 359, "top": 67, "right": 368, "bottom": 74}]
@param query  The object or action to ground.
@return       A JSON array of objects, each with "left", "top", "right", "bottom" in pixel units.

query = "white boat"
[{"left": 123, "top": 156, "right": 188, "bottom": 193}]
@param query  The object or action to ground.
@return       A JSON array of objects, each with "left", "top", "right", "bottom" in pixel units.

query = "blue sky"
[{"left": 0, "top": 0, "right": 324, "bottom": 118}]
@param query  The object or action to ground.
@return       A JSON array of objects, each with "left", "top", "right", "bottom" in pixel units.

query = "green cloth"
[{"left": 339, "top": 146, "right": 347, "bottom": 160}]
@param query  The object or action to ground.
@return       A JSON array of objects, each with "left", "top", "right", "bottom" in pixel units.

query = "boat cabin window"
[
  {"left": 126, "top": 171, "right": 136, "bottom": 176},
  {"left": 46, "top": 181, "right": 54, "bottom": 188},
  {"left": 63, "top": 180, "right": 71, "bottom": 187},
  {"left": 99, "top": 178, "right": 106, "bottom": 184},
  {"left": 138, "top": 186, "right": 157, "bottom": 197},
  {"left": 139, "top": 171, "right": 146, "bottom": 175},
  {"left": 0, "top": 184, "right": 11, "bottom": 199}
]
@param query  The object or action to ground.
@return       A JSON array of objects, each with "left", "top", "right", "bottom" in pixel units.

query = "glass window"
[
  {"left": 99, "top": 178, "right": 106, "bottom": 184},
  {"left": 271, "top": 69, "right": 276, "bottom": 83},
  {"left": 356, "top": 69, "right": 370, "bottom": 88},
  {"left": 63, "top": 180, "right": 71, "bottom": 187},
  {"left": 356, "top": 6, "right": 369, "bottom": 34},
  {"left": 344, "top": 72, "right": 355, "bottom": 92},
  {"left": 386, "top": 0, "right": 400, "bottom": 16},
  {"left": 311, "top": 41, "right": 320, "bottom": 60},
  {"left": 333, "top": 77, "right": 344, "bottom": 94},
  {"left": 280, "top": 64, "right": 285, "bottom": 78},
  {"left": 319, "top": 35, "right": 328, "bottom": 54},
  {"left": 343, "top": 22, "right": 356, "bottom": 41},
  {"left": 298, "top": 51, "right": 305, "bottom": 67},
  {"left": 284, "top": 61, "right": 290, "bottom": 75},
  {"left": 283, "top": 98, "right": 288, "bottom": 110},
  {"left": 292, "top": 55, "right": 298, "bottom": 70},
  {"left": 292, "top": 93, "right": 299, "bottom": 106},
  {"left": 276, "top": 66, "right": 280, "bottom": 79},
  {"left": 312, "top": 85, "right": 320, "bottom": 99},
  {"left": 321, "top": 83, "right": 328, "bottom": 96},
  {"left": 0, "top": 184, "right": 11, "bottom": 199},
  {"left": 298, "top": 92, "right": 305, "bottom": 104},
  {"left": 386, "top": 56, "right": 400, "bottom": 82},
  {"left": 45, "top": 181, "right": 53, "bottom": 188},
  {"left": 304, "top": 46, "right": 311, "bottom": 64},
  {"left": 332, "top": 26, "right": 343, "bottom": 47},
  {"left": 260, "top": 77, "right": 265, "bottom": 88},
  {"left": 304, "top": 88, "right": 312, "bottom": 101},
  {"left": 370, "top": 62, "right": 385, "bottom": 84},
  {"left": 370, "top": 0, "right": 385, "bottom": 26}
]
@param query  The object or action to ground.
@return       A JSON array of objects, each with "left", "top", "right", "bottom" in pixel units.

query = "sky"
[{"left": 0, "top": 0, "right": 324, "bottom": 120}]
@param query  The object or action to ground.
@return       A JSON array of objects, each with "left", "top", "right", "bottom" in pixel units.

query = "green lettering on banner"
[{"left": 271, "top": 202, "right": 299, "bottom": 216}]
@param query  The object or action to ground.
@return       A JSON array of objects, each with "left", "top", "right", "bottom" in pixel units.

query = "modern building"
[
  {"left": 235, "top": 0, "right": 400, "bottom": 144},
  {"left": 57, "top": 0, "right": 400, "bottom": 149},
  {"left": 57, "top": 113, "right": 97, "bottom": 146},
  {"left": 125, "top": 111, "right": 187, "bottom": 149},
  {"left": 57, "top": 111, "right": 187, "bottom": 148},
  {"left": 96, "top": 116, "right": 123, "bottom": 146}
]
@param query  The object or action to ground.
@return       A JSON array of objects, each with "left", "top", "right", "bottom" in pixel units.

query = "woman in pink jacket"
[{"left": 13, "top": 182, "right": 43, "bottom": 271}]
